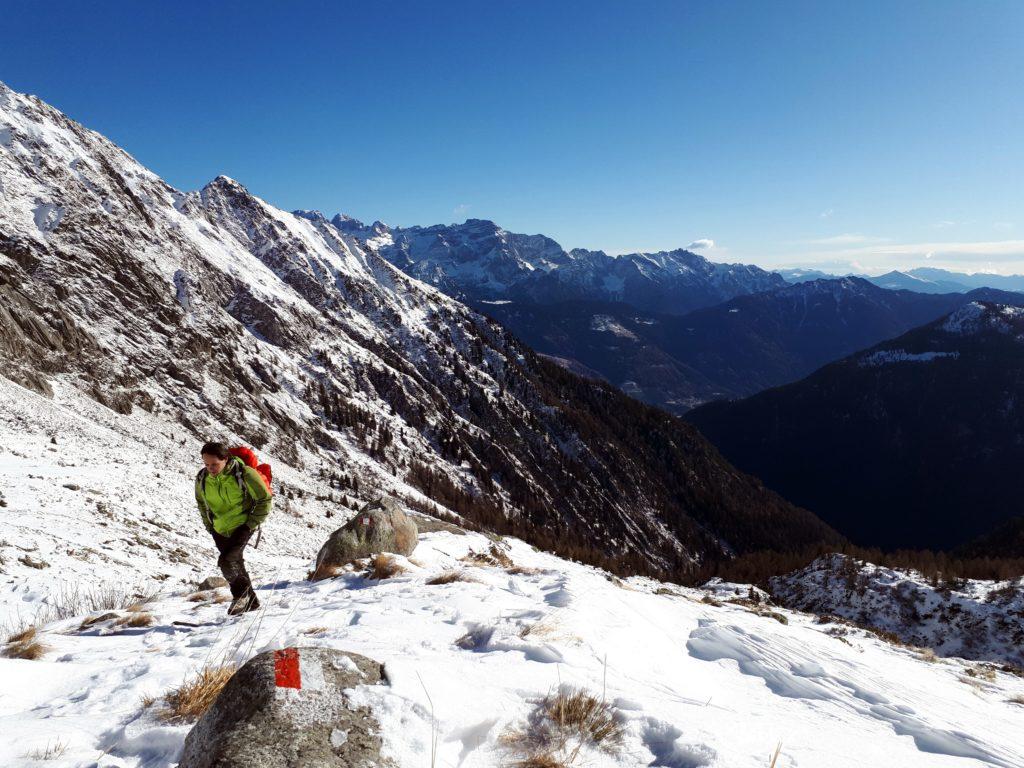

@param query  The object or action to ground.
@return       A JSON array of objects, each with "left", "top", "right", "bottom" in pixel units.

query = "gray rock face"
[
  {"left": 178, "top": 647, "right": 388, "bottom": 768},
  {"left": 313, "top": 498, "right": 417, "bottom": 579},
  {"left": 198, "top": 575, "right": 229, "bottom": 590}
]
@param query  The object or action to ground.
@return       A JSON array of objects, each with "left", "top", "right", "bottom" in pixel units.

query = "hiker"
[{"left": 195, "top": 442, "right": 273, "bottom": 615}]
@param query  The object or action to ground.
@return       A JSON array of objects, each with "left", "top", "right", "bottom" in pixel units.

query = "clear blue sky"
[{"left": 2, "top": 0, "right": 1023, "bottom": 273}]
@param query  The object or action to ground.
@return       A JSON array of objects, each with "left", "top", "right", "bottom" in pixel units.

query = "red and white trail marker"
[{"left": 274, "top": 647, "right": 302, "bottom": 690}]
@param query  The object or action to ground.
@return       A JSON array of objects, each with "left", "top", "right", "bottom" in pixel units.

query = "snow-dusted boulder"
[
  {"left": 178, "top": 647, "right": 386, "bottom": 768},
  {"left": 198, "top": 575, "right": 228, "bottom": 590},
  {"left": 312, "top": 497, "right": 418, "bottom": 579}
]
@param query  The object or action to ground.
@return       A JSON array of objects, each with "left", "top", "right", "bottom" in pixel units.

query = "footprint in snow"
[
  {"left": 641, "top": 717, "right": 718, "bottom": 768},
  {"left": 542, "top": 579, "right": 572, "bottom": 608}
]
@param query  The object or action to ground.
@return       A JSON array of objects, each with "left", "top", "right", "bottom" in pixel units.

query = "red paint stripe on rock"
[{"left": 274, "top": 648, "right": 302, "bottom": 689}]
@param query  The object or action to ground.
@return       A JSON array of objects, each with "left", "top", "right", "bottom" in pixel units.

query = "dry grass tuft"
[
  {"left": 427, "top": 569, "right": 472, "bottom": 585},
  {"left": 917, "top": 647, "right": 939, "bottom": 663},
  {"left": 503, "top": 686, "right": 624, "bottom": 765},
  {"left": 367, "top": 553, "right": 408, "bottom": 580},
  {"left": 25, "top": 738, "right": 68, "bottom": 760},
  {"left": 212, "top": 592, "right": 231, "bottom": 604},
  {"left": 140, "top": 692, "right": 157, "bottom": 709},
  {"left": 3, "top": 626, "right": 48, "bottom": 660},
  {"left": 1008, "top": 695, "right": 1024, "bottom": 705},
  {"left": 461, "top": 543, "right": 514, "bottom": 569},
  {"left": 116, "top": 612, "right": 154, "bottom": 628},
  {"left": 308, "top": 562, "right": 348, "bottom": 581},
  {"left": 7, "top": 625, "right": 37, "bottom": 644},
  {"left": 507, "top": 565, "right": 543, "bottom": 576},
  {"left": 158, "top": 664, "right": 237, "bottom": 722},
  {"left": 302, "top": 626, "right": 329, "bottom": 635},
  {"left": 187, "top": 591, "right": 211, "bottom": 602},
  {"left": 965, "top": 665, "right": 998, "bottom": 682}
]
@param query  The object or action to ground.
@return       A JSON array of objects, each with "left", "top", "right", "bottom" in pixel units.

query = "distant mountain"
[
  {"left": 475, "top": 278, "right": 1023, "bottom": 414},
  {"left": 513, "top": 247, "right": 786, "bottom": 315},
  {"left": 469, "top": 298, "right": 731, "bottom": 412},
  {"left": 333, "top": 216, "right": 785, "bottom": 315},
  {"left": 906, "top": 267, "right": 1024, "bottom": 293},
  {"left": 780, "top": 266, "right": 1024, "bottom": 295},
  {"left": 863, "top": 270, "right": 971, "bottom": 294},
  {"left": 776, "top": 268, "right": 836, "bottom": 283},
  {"left": 647, "top": 278, "right": 1024, "bottom": 402},
  {"left": 687, "top": 302, "right": 1024, "bottom": 550}
]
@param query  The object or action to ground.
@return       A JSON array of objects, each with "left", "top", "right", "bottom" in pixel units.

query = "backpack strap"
[
  {"left": 230, "top": 458, "right": 253, "bottom": 505},
  {"left": 195, "top": 468, "right": 214, "bottom": 531}
]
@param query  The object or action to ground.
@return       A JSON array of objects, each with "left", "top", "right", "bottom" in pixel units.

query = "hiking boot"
[{"left": 227, "top": 593, "right": 260, "bottom": 616}]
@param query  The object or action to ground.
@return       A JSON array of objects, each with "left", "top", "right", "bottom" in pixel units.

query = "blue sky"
[{"left": 2, "top": 0, "right": 1022, "bottom": 273}]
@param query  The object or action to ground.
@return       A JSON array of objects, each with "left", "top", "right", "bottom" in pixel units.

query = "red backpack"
[{"left": 229, "top": 446, "right": 273, "bottom": 493}]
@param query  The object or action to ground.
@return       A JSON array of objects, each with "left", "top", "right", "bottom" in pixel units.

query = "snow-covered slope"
[
  {"left": 3, "top": 518, "right": 1023, "bottom": 768},
  {"left": 772, "top": 554, "right": 1024, "bottom": 668}
]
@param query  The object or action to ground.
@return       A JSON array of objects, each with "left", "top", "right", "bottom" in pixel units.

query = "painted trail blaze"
[{"left": 274, "top": 647, "right": 302, "bottom": 689}]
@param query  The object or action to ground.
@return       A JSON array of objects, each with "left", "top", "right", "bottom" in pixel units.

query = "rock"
[
  {"left": 62, "top": 483, "right": 81, "bottom": 491},
  {"left": 198, "top": 575, "right": 229, "bottom": 590},
  {"left": 178, "top": 647, "right": 388, "bottom": 768},
  {"left": 313, "top": 497, "right": 417, "bottom": 579}
]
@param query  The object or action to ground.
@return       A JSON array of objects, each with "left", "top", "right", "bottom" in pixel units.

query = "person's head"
[{"left": 201, "top": 441, "right": 231, "bottom": 475}]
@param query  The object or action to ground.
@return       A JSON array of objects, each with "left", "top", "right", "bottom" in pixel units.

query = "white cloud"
[
  {"left": 803, "top": 233, "right": 890, "bottom": 246},
  {"left": 819, "top": 208, "right": 834, "bottom": 219},
  {"left": 452, "top": 203, "right": 471, "bottom": 219},
  {"left": 686, "top": 238, "right": 714, "bottom": 250}
]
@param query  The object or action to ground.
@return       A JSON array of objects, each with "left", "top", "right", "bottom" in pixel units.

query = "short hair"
[{"left": 200, "top": 441, "right": 230, "bottom": 459}]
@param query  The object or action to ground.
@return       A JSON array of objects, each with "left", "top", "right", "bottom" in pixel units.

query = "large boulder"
[
  {"left": 313, "top": 497, "right": 418, "bottom": 579},
  {"left": 178, "top": 647, "right": 388, "bottom": 768}
]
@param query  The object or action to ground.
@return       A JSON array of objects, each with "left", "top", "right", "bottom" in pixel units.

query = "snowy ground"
[
  {"left": 3, "top": 531, "right": 1024, "bottom": 768},
  {"left": 2, "top": 377, "right": 1024, "bottom": 767}
]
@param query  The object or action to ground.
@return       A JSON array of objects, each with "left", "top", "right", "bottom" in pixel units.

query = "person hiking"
[{"left": 195, "top": 441, "right": 272, "bottom": 615}]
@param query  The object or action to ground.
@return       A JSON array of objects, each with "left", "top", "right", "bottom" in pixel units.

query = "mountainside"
[
  {"left": 468, "top": 298, "right": 732, "bottom": 412},
  {"left": 771, "top": 554, "right": 1024, "bottom": 667},
  {"left": 650, "top": 277, "right": 1024, "bottom": 402},
  {"left": 687, "top": 302, "right": 1024, "bottom": 550},
  {"left": 336, "top": 215, "right": 785, "bottom": 314},
  {"left": 0, "top": 81, "right": 840, "bottom": 583},
  {"left": 474, "top": 278, "right": 1024, "bottom": 415}
]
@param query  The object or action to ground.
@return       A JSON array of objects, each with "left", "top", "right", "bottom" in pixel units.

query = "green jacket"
[{"left": 195, "top": 456, "right": 272, "bottom": 536}]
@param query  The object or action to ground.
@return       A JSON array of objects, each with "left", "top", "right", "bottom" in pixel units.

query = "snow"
[
  {"left": 772, "top": 554, "right": 1024, "bottom": 668},
  {"left": 589, "top": 315, "right": 639, "bottom": 341},
  {"left": 2, "top": 395, "right": 1024, "bottom": 767}
]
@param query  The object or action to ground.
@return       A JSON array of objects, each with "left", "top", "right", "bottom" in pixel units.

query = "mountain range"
[
  {"left": 781, "top": 266, "right": 1024, "bottom": 294},
  {"left": 333, "top": 215, "right": 786, "bottom": 315},
  {"left": 0, "top": 80, "right": 840, "bottom": 577},
  {"left": 329, "top": 219, "right": 1024, "bottom": 414}
]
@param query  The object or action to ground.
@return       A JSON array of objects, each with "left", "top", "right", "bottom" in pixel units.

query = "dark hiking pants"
[{"left": 212, "top": 527, "right": 255, "bottom": 600}]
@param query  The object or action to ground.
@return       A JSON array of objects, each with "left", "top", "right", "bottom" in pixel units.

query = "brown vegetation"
[
  {"left": 158, "top": 664, "right": 237, "bottom": 722},
  {"left": 502, "top": 686, "right": 624, "bottom": 766},
  {"left": 367, "top": 554, "right": 408, "bottom": 580},
  {"left": 426, "top": 570, "right": 472, "bottom": 585},
  {"left": 3, "top": 626, "right": 48, "bottom": 660}
]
